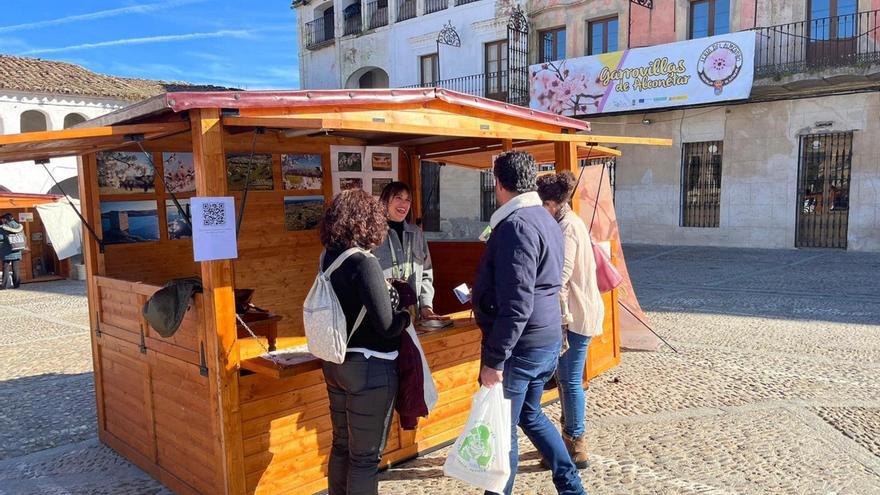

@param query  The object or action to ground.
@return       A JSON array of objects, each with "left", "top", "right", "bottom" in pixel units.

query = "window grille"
[
  {"left": 480, "top": 169, "right": 496, "bottom": 222},
  {"left": 681, "top": 141, "right": 723, "bottom": 228}
]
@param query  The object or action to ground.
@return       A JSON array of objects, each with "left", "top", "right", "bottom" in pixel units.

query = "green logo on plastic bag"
[{"left": 458, "top": 422, "right": 494, "bottom": 471}]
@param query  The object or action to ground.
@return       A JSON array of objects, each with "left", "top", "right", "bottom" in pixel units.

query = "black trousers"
[
  {"left": 1, "top": 260, "right": 20, "bottom": 289},
  {"left": 322, "top": 354, "right": 398, "bottom": 495}
]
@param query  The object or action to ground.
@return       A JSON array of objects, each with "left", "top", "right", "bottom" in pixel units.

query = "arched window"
[
  {"left": 63, "top": 113, "right": 87, "bottom": 129},
  {"left": 47, "top": 176, "right": 81, "bottom": 199},
  {"left": 20, "top": 110, "right": 48, "bottom": 133}
]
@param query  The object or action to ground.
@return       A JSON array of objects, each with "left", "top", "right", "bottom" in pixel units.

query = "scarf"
[
  {"left": 554, "top": 203, "right": 571, "bottom": 223},
  {"left": 489, "top": 191, "right": 543, "bottom": 229}
]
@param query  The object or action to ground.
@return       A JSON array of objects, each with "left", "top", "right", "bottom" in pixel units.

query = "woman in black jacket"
[{"left": 318, "top": 189, "right": 411, "bottom": 495}]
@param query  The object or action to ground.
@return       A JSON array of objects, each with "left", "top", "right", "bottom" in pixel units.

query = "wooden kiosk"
[
  {"left": 0, "top": 192, "right": 72, "bottom": 282},
  {"left": 0, "top": 89, "right": 669, "bottom": 495}
]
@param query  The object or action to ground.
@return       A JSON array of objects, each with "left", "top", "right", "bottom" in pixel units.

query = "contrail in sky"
[
  {"left": 0, "top": 0, "right": 208, "bottom": 33},
  {"left": 22, "top": 30, "right": 260, "bottom": 55}
]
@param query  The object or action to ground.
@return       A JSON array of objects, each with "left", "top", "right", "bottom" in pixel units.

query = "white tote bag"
[
  {"left": 405, "top": 324, "right": 438, "bottom": 411},
  {"left": 443, "top": 385, "right": 512, "bottom": 494}
]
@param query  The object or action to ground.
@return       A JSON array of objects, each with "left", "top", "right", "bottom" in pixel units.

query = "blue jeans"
[
  {"left": 557, "top": 332, "right": 592, "bottom": 439},
  {"left": 487, "top": 344, "right": 586, "bottom": 495}
]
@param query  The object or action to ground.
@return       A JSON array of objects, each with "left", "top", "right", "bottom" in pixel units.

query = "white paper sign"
[
  {"left": 191, "top": 196, "right": 238, "bottom": 262},
  {"left": 18, "top": 212, "right": 34, "bottom": 223}
]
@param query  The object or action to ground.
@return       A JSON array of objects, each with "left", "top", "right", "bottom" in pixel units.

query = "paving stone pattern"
[{"left": 0, "top": 246, "right": 878, "bottom": 494}]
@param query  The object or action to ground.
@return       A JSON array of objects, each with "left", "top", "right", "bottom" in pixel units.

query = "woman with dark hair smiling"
[
  {"left": 374, "top": 181, "right": 445, "bottom": 321},
  {"left": 317, "top": 189, "right": 411, "bottom": 495}
]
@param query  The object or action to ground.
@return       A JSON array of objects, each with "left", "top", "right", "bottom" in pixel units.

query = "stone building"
[
  {"left": 292, "top": 0, "right": 880, "bottom": 250},
  {"left": 0, "top": 55, "right": 226, "bottom": 196}
]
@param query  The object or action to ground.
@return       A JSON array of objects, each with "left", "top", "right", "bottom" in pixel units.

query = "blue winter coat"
[
  {"left": 472, "top": 204, "right": 564, "bottom": 370},
  {"left": 0, "top": 220, "right": 24, "bottom": 262}
]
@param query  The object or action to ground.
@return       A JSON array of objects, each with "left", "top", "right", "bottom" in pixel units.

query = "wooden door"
[
  {"left": 796, "top": 132, "right": 853, "bottom": 249},
  {"left": 807, "top": 0, "right": 858, "bottom": 66},
  {"left": 484, "top": 40, "right": 509, "bottom": 102}
]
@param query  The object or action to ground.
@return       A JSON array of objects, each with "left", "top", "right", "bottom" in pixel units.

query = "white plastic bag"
[{"left": 443, "top": 385, "right": 512, "bottom": 494}]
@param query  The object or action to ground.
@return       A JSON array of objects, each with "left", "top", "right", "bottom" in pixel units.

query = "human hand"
[
  {"left": 479, "top": 365, "right": 503, "bottom": 388},
  {"left": 420, "top": 307, "right": 450, "bottom": 321}
]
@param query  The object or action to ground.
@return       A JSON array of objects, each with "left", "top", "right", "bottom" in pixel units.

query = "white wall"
[
  {"left": 0, "top": 91, "right": 126, "bottom": 194},
  {"left": 298, "top": 0, "right": 504, "bottom": 89}
]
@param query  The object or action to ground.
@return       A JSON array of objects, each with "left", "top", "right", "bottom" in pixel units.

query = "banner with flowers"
[{"left": 529, "top": 31, "right": 755, "bottom": 116}]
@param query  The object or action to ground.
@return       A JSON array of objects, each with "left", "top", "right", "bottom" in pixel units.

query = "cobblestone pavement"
[{"left": 1, "top": 246, "right": 879, "bottom": 494}]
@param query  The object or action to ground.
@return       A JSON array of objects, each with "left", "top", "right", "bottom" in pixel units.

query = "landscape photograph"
[
  {"left": 284, "top": 195, "right": 324, "bottom": 231},
  {"left": 97, "top": 151, "right": 155, "bottom": 195},
  {"left": 227, "top": 153, "right": 274, "bottom": 190},
  {"left": 282, "top": 154, "right": 323, "bottom": 190},
  {"left": 99, "top": 200, "right": 160, "bottom": 244}
]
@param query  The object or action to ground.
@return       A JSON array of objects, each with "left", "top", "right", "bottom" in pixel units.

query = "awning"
[{"left": 0, "top": 122, "right": 190, "bottom": 164}]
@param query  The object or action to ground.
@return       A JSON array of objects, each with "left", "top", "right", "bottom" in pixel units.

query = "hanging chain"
[{"left": 235, "top": 313, "right": 284, "bottom": 367}]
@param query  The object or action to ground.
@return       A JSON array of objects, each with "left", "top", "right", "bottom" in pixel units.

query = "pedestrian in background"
[
  {"left": 472, "top": 151, "right": 585, "bottom": 495},
  {"left": 537, "top": 171, "right": 605, "bottom": 469},
  {"left": 1, "top": 213, "right": 25, "bottom": 290}
]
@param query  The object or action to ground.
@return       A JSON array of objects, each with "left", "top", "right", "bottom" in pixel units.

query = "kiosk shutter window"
[
  {"left": 796, "top": 132, "right": 853, "bottom": 249},
  {"left": 421, "top": 161, "right": 441, "bottom": 232},
  {"left": 480, "top": 169, "right": 496, "bottom": 222},
  {"left": 681, "top": 141, "right": 723, "bottom": 228}
]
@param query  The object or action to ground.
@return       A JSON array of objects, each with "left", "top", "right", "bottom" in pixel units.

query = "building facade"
[
  {"left": 294, "top": 0, "right": 880, "bottom": 251},
  {"left": 0, "top": 55, "right": 226, "bottom": 196}
]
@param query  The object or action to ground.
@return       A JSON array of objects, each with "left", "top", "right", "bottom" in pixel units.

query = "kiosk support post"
[
  {"left": 191, "top": 108, "right": 247, "bottom": 495},
  {"left": 554, "top": 142, "right": 580, "bottom": 212}
]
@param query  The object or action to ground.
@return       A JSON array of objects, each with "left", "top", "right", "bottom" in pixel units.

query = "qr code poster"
[{"left": 190, "top": 196, "right": 238, "bottom": 262}]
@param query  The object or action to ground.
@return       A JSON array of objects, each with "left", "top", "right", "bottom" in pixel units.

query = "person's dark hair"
[
  {"left": 319, "top": 189, "right": 387, "bottom": 251},
  {"left": 379, "top": 181, "right": 412, "bottom": 207},
  {"left": 1, "top": 213, "right": 12, "bottom": 222},
  {"left": 536, "top": 171, "right": 576, "bottom": 205},
  {"left": 494, "top": 151, "right": 537, "bottom": 193}
]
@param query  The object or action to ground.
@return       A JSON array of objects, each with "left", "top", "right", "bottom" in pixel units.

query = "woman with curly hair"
[
  {"left": 318, "top": 189, "right": 411, "bottom": 495},
  {"left": 536, "top": 171, "right": 605, "bottom": 470}
]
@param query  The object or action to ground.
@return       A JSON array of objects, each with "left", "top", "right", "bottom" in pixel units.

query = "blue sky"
[{"left": 0, "top": 1, "right": 300, "bottom": 89}]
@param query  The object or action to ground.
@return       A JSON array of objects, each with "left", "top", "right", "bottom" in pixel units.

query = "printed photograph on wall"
[
  {"left": 100, "top": 200, "right": 160, "bottom": 244},
  {"left": 166, "top": 199, "right": 192, "bottom": 240},
  {"left": 163, "top": 152, "right": 196, "bottom": 193},
  {"left": 365, "top": 147, "right": 398, "bottom": 173},
  {"left": 339, "top": 177, "right": 363, "bottom": 191},
  {"left": 284, "top": 195, "right": 324, "bottom": 231},
  {"left": 372, "top": 178, "right": 392, "bottom": 197},
  {"left": 227, "top": 153, "right": 274, "bottom": 191},
  {"left": 281, "top": 154, "right": 323, "bottom": 190},
  {"left": 97, "top": 151, "right": 155, "bottom": 195},
  {"left": 331, "top": 145, "right": 366, "bottom": 173}
]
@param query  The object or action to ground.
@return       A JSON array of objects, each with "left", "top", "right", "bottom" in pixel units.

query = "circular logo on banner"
[
  {"left": 457, "top": 422, "right": 495, "bottom": 471},
  {"left": 697, "top": 41, "right": 744, "bottom": 95}
]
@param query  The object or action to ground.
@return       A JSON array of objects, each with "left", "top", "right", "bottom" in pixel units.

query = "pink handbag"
[{"left": 592, "top": 242, "right": 623, "bottom": 294}]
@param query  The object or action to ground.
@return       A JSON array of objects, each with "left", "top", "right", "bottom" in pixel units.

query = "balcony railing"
[
  {"left": 755, "top": 9, "right": 880, "bottom": 78},
  {"left": 365, "top": 0, "right": 388, "bottom": 30},
  {"left": 425, "top": 0, "right": 448, "bottom": 14},
  {"left": 455, "top": 0, "right": 481, "bottom": 5},
  {"left": 343, "top": 14, "right": 362, "bottom": 36},
  {"left": 404, "top": 70, "right": 530, "bottom": 106},
  {"left": 304, "top": 17, "right": 334, "bottom": 49},
  {"left": 397, "top": 0, "right": 416, "bottom": 22}
]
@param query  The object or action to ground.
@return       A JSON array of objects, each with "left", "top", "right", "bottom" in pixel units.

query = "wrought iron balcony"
[
  {"left": 304, "top": 17, "right": 334, "bottom": 49},
  {"left": 343, "top": 14, "right": 362, "bottom": 36},
  {"left": 754, "top": 9, "right": 880, "bottom": 78},
  {"left": 397, "top": 0, "right": 416, "bottom": 22},
  {"left": 425, "top": 0, "right": 448, "bottom": 14},
  {"left": 403, "top": 70, "right": 530, "bottom": 107},
  {"left": 455, "top": 0, "right": 481, "bottom": 5},
  {"left": 365, "top": 0, "right": 388, "bottom": 30}
]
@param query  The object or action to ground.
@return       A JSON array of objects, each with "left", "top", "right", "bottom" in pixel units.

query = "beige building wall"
[{"left": 591, "top": 92, "right": 880, "bottom": 251}]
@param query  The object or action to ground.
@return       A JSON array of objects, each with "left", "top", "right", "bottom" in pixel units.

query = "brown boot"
[{"left": 563, "top": 432, "right": 589, "bottom": 469}]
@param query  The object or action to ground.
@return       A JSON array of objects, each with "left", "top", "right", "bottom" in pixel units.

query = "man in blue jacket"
[{"left": 472, "top": 152, "right": 585, "bottom": 495}]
